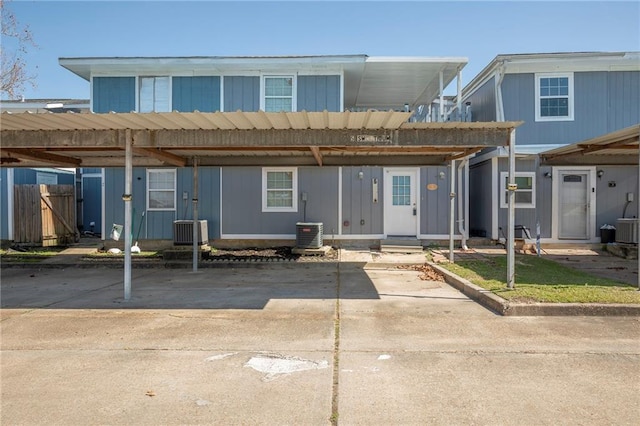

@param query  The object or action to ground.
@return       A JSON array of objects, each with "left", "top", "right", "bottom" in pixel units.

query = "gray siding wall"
[
  {"left": 502, "top": 71, "right": 640, "bottom": 146},
  {"left": 172, "top": 76, "right": 221, "bottom": 112},
  {"left": 297, "top": 75, "right": 341, "bottom": 112},
  {"left": 221, "top": 167, "right": 339, "bottom": 235},
  {"left": 496, "top": 158, "right": 540, "bottom": 238},
  {"left": 92, "top": 77, "right": 136, "bottom": 113},
  {"left": 596, "top": 166, "right": 639, "bottom": 229},
  {"left": 342, "top": 167, "right": 383, "bottom": 235},
  {"left": 420, "top": 166, "right": 454, "bottom": 234},
  {"left": 467, "top": 76, "right": 497, "bottom": 122},
  {"left": 223, "top": 76, "right": 259, "bottom": 112},
  {"left": 104, "top": 167, "right": 221, "bottom": 240},
  {"left": 469, "top": 160, "right": 493, "bottom": 237}
]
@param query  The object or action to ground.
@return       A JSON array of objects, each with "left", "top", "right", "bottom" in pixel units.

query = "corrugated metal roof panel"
[{"left": 0, "top": 110, "right": 522, "bottom": 132}]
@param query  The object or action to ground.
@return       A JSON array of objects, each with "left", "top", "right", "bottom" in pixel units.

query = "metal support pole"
[
  {"left": 637, "top": 128, "right": 639, "bottom": 290},
  {"left": 192, "top": 157, "right": 199, "bottom": 272},
  {"left": 449, "top": 160, "right": 456, "bottom": 263},
  {"left": 507, "top": 129, "right": 516, "bottom": 289},
  {"left": 124, "top": 129, "right": 132, "bottom": 300}
]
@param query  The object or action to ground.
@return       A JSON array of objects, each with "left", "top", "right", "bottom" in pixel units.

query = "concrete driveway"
[{"left": 2, "top": 263, "right": 639, "bottom": 425}]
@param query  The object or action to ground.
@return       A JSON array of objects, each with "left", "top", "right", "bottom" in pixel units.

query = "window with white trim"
[
  {"left": 139, "top": 76, "right": 170, "bottom": 112},
  {"left": 535, "top": 73, "right": 573, "bottom": 121},
  {"left": 262, "top": 167, "right": 298, "bottom": 212},
  {"left": 500, "top": 172, "right": 535, "bottom": 208},
  {"left": 262, "top": 76, "right": 294, "bottom": 112},
  {"left": 147, "top": 169, "right": 176, "bottom": 210}
]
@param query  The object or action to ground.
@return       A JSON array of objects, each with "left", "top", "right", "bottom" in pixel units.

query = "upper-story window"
[
  {"left": 262, "top": 76, "right": 295, "bottom": 112},
  {"left": 535, "top": 73, "right": 574, "bottom": 122},
  {"left": 139, "top": 76, "right": 170, "bottom": 112}
]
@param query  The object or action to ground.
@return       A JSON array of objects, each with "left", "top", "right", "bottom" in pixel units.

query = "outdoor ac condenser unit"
[
  {"left": 296, "top": 222, "right": 323, "bottom": 249},
  {"left": 173, "top": 220, "right": 209, "bottom": 245},
  {"left": 615, "top": 218, "right": 639, "bottom": 244}
]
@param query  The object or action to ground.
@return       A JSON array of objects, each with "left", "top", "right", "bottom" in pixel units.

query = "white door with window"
[
  {"left": 557, "top": 170, "right": 590, "bottom": 239},
  {"left": 384, "top": 168, "right": 418, "bottom": 237}
]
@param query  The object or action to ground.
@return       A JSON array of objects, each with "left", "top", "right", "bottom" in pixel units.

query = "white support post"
[
  {"left": 637, "top": 128, "right": 640, "bottom": 290},
  {"left": 507, "top": 129, "right": 516, "bottom": 289},
  {"left": 449, "top": 160, "right": 456, "bottom": 263},
  {"left": 456, "top": 68, "right": 462, "bottom": 121},
  {"left": 439, "top": 71, "right": 444, "bottom": 122},
  {"left": 192, "top": 157, "right": 199, "bottom": 272},
  {"left": 124, "top": 129, "right": 133, "bottom": 300}
]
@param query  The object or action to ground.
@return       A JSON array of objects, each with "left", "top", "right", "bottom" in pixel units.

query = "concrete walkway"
[{"left": 2, "top": 264, "right": 639, "bottom": 425}]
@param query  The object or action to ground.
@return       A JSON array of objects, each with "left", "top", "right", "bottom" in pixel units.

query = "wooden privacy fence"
[{"left": 13, "top": 184, "right": 79, "bottom": 246}]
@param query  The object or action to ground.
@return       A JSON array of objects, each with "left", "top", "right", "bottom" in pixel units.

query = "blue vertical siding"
[
  {"left": 420, "top": 166, "right": 452, "bottom": 235},
  {"left": 104, "top": 167, "right": 221, "bottom": 241},
  {"left": 341, "top": 167, "right": 383, "bottom": 235},
  {"left": 224, "top": 76, "right": 259, "bottom": 112},
  {"left": 469, "top": 160, "right": 493, "bottom": 237},
  {"left": 92, "top": 77, "right": 135, "bottom": 113},
  {"left": 297, "top": 76, "right": 341, "bottom": 112},
  {"left": 172, "top": 76, "right": 221, "bottom": 112},
  {"left": 221, "top": 167, "right": 338, "bottom": 235},
  {"left": 466, "top": 76, "right": 497, "bottom": 122},
  {"left": 596, "top": 166, "right": 639, "bottom": 228},
  {"left": 502, "top": 71, "right": 640, "bottom": 146}
]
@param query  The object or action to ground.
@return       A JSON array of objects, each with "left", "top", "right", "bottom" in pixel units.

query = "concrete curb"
[{"left": 427, "top": 261, "right": 640, "bottom": 316}]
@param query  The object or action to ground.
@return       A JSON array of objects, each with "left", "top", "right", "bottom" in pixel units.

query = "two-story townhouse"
[
  {"left": 461, "top": 52, "right": 640, "bottom": 244},
  {"left": 56, "top": 54, "right": 486, "bottom": 248}
]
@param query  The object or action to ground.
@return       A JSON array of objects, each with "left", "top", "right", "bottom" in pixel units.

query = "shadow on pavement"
[{"left": 1, "top": 263, "right": 381, "bottom": 310}]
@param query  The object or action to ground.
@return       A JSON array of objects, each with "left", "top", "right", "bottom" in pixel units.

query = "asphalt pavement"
[{"left": 1, "top": 261, "right": 639, "bottom": 425}]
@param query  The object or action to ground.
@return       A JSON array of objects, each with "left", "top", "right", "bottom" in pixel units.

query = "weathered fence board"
[{"left": 13, "top": 184, "right": 78, "bottom": 246}]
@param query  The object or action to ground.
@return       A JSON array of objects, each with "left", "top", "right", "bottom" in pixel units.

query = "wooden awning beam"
[
  {"left": 132, "top": 147, "right": 186, "bottom": 167},
  {"left": 444, "top": 147, "right": 483, "bottom": 161},
  {"left": 2, "top": 148, "right": 81, "bottom": 166},
  {"left": 309, "top": 146, "right": 323, "bottom": 166}
]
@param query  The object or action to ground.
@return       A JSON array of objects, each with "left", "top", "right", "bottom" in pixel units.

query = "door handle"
[{"left": 413, "top": 203, "right": 417, "bottom": 216}]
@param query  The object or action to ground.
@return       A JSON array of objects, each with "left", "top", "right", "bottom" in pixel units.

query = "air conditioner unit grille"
[
  {"left": 615, "top": 218, "right": 638, "bottom": 244},
  {"left": 173, "top": 220, "right": 209, "bottom": 245},
  {"left": 296, "top": 222, "right": 323, "bottom": 249}
]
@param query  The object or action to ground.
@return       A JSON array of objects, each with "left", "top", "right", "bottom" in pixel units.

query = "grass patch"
[
  {"left": 85, "top": 250, "right": 161, "bottom": 258},
  {"left": 439, "top": 253, "right": 640, "bottom": 304},
  {"left": 0, "top": 247, "right": 65, "bottom": 262}
]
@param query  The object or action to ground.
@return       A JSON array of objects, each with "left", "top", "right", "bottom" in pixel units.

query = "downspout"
[
  {"left": 449, "top": 160, "right": 456, "bottom": 262},
  {"left": 495, "top": 60, "right": 506, "bottom": 122},
  {"left": 457, "top": 158, "right": 469, "bottom": 250}
]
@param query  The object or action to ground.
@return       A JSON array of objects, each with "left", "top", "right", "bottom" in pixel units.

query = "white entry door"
[
  {"left": 384, "top": 168, "right": 418, "bottom": 237},
  {"left": 558, "top": 171, "right": 590, "bottom": 239}
]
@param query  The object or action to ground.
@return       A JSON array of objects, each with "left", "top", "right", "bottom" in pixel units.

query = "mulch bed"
[{"left": 203, "top": 246, "right": 339, "bottom": 262}]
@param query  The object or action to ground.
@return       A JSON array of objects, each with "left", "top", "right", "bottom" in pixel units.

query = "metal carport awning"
[
  {"left": 1, "top": 111, "right": 523, "bottom": 299},
  {"left": 540, "top": 124, "right": 640, "bottom": 291}
]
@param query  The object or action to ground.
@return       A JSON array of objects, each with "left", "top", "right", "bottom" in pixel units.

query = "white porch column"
[{"left": 449, "top": 160, "right": 456, "bottom": 263}]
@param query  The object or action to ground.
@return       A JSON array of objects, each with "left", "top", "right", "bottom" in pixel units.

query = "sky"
[{"left": 2, "top": 0, "right": 639, "bottom": 100}]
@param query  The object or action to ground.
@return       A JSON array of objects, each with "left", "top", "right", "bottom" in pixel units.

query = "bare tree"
[{"left": 1, "top": 0, "right": 37, "bottom": 99}]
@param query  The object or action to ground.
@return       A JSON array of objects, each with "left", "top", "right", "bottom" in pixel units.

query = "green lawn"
[{"left": 439, "top": 254, "right": 640, "bottom": 304}]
